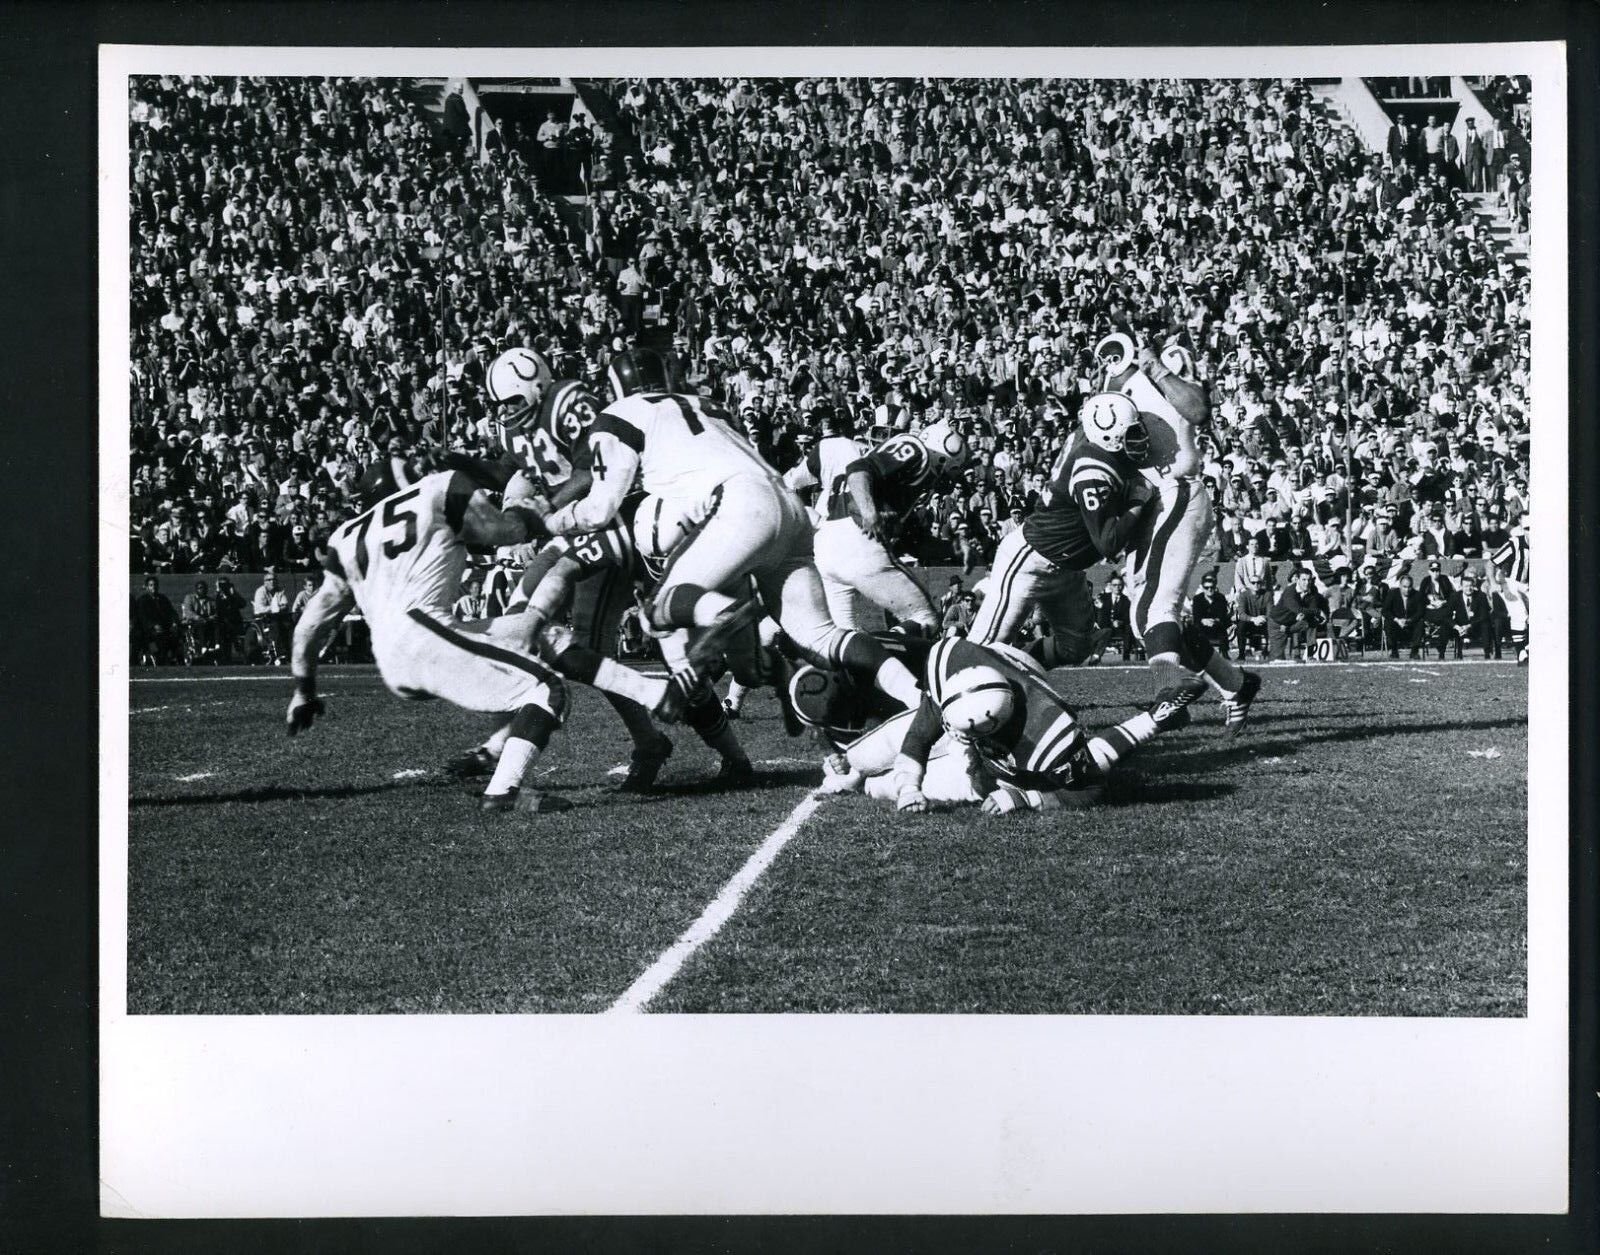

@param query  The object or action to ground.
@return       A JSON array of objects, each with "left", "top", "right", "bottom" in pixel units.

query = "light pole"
[{"left": 438, "top": 277, "right": 450, "bottom": 444}]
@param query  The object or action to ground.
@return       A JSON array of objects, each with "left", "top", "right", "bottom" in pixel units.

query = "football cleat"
[
  {"left": 1219, "top": 670, "right": 1262, "bottom": 738},
  {"left": 1147, "top": 689, "right": 1194, "bottom": 734},
  {"left": 445, "top": 746, "right": 498, "bottom": 779},
  {"left": 617, "top": 735, "right": 674, "bottom": 793},
  {"left": 685, "top": 599, "right": 765, "bottom": 675},
  {"left": 480, "top": 788, "right": 573, "bottom": 815},
  {"left": 715, "top": 756, "right": 756, "bottom": 786}
]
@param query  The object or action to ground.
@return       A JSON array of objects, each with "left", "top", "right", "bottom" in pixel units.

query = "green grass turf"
[{"left": 126, "top": 661, "right": 1527, "bottom": 1015}]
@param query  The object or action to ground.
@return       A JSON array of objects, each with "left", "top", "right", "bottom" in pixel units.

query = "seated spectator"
[
  {"left": 251, "top": 570, "right": 291, "bottom": 665},
  {"left": 132, "top": 576, "right": 181, "bottom": 665},
  {"left": 1093, "top": 576, "right": 1135, "bottom": 661},
  {"left": 1234, "top": 581, "right": 1274, "bottom": 661},
  {"left": 453, "top": 576, "right": 488, "bottom": 621},
  {"left": 1448, "top": 569, "right": 1499, "bottom": 659},
  {"left": 1421, "top": 581, "right": 1456, "bottom": 660},
  {"left": 180, "top": 578, "right": 217, "bottom": 663},
  {"left": 942, "top": 590, "right": 978, "bottom": 638},
  {"left": 1234, "top": 536, "right": 1272, "bottom": 598},
  {"left": 1323, "top": 568, "right": 1363, "bottom": 647},
  {"left": 1382, "top": 572, "right": 1424, "bottom": 659},
  {"left": 1269, "top": 568, "right": 1328, "bottom": 661},
  {"left": 1189, "top": 570, "right": 1232, "bottom": 658}
]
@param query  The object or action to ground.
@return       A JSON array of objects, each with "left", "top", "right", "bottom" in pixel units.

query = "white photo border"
[{"left": 100, "top": 42, "right": 1568, "bottom": 1217}]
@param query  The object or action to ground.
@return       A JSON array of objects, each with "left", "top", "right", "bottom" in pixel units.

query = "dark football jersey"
[
  {"left": 915, "top": 636, "right": 1087, "bottom": 787},
  {"left": 831, "top": 431, "right": 938, "bottom": 524},
  {"left": 492, "top": 379, "right": 602, "bottom": 491},
  {"left": 1022, "top": 431, "right": 1143, "bottom": 570}
]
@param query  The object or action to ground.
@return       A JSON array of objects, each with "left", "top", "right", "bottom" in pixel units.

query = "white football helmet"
[
  {"left": 1079, "top": 392, "right": 1149, "bottom": 462},
  {"left": 631, "top": 494, "right": 694, "bottom": 570},
  {"left": 939, "top": 664, "right": 1015, "bottom": 740},
  {"left": 485, "top": 347, "right": 553, "bottom": 432},
  {"left": 916, "top": 420, "right": 970, "bottom": 479},
  {"left": 1094, "top": 331, "right": 1137, "bottom": 381},
  {"left": 1159, "top": 343, "right": 1197, "bottom": 381}
]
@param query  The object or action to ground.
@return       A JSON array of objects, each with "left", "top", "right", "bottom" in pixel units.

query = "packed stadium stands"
[{"left": 128, "top": 73, "right": 1532, "bottom": 660}]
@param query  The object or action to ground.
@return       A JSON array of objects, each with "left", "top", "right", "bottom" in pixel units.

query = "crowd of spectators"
[{"left": 129, "top": 74, "right": 1533, "bottom": 664}]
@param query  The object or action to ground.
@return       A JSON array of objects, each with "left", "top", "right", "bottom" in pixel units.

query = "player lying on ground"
[
  {"left": 526, "top": 346, "right": 926, "bottom": 716},
  {"left": 479, "top": 347, "right": 681, "bottom": 788},
  {"left": 287, "top": 454, "right": 679, "bottom": 815},
  {"left": 1099, "top": 331, "right": 1261, "bottom": 735},
  {"left": 789, "top": 633, "right": 1190, "bottom": 816}
]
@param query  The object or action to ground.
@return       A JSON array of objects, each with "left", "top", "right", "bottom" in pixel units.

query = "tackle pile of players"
[{"left": 287, "top": 332, "right": 1260, "bottom": 817}]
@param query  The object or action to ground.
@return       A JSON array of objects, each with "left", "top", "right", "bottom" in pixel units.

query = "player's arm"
[
  {"left": 515, "top": 538, "right": 582, "bottom": 635},
  {"left": 1074, "top": 474, "right": 1157, "bottom": 560},
  {"left": 888, "top": 694, "right": 944, "bottom": 813},
  {"left": 286, "top": 566, "right": 355, "bottom": 736},
  {"left": 1138, "top": 345, "right": 1211, "bottom": 426},
  {"left": 543, "top": 422, "right": 639, "bottom": 535}
]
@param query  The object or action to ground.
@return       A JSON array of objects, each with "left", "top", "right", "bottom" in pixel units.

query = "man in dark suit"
[
  {"left": 1189, "top": 570, "right": 1232, "bottom": 658},
  {"left": 1462, "top": 116, "right": 1487, "bottom": 191},
  {"left": 1095, "top": 575, "right": 1134, "bottom": 661},
  {"left": 1448, "top": 569, "right": 1498, "bottom": 659},
  {"left": 1269, "top": 568, "right": 1327, "bottom": 661},
  {"left": 1382, "top": 572, "right": 1424, "bottom": 659}
]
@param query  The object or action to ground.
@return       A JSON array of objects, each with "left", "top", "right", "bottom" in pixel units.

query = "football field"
[{"left": 125, "top": 660, "right": 1528, "bottom": 1016}]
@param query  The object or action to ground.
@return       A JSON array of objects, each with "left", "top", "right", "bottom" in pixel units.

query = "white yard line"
[{"left": 607, "top": 791, "right": 825, "bottom": 1014}]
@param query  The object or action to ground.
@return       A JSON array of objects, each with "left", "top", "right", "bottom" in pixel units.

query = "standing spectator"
[
  {"left": 483, "top": 557, "right": 519, "bottom": 616},
  {"left": 1234, "top": 535, "right": 1272, "bottom": 598},
  {"left": 1462, "top": 117, "right": 1487, "bottom": 192},
  {"left": 1382, "top": 572, "right": 1424, "bottom": 659},
  {"left": 942, "top": 590, "right": 977, "bottom": 638},
  {"left": 1269, "top": 568, "right": 1327, "bottom": 661},
  {"left": 938, "top": 576, "right": 966, "bottom": 622},
  {"left": 615, "top": 259, "right": 647, "bottom": 335},
  {"left": 1190, "top": 570, "right": 1232, "bottom": 658},
  {"left": 252, "top": 570, "right": 291, "bottom": 664},
  {"left": 291, "top": 570, "right": 322, "bottom": 622},
  {"left": 213, "top": 577, "right": 247, "bottom": 664}
]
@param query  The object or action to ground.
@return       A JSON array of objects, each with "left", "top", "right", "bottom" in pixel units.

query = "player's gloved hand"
[
  {"left": 982, "top": 783, "right": 1030, "bottom": 816},
  {"left": 286, "top": 690, "right": 325, "bottom": 737}
]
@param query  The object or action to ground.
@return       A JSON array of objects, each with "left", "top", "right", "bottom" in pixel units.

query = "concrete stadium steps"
[
  {"left": 398, "top": 77, "right": 453, "bottom": 123},
  {"left": 1460, "top": 191, "right": 1529, "bottom": 267}
]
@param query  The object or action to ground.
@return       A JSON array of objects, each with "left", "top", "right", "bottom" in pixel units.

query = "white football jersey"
[
  {"left": 325, "top": 470, "right": 473, "bottom": 642},
  {"left": 1120, "top": 369, "right": 1203, "bottom": 484},
  {"left": 593, "top": 391, "right": 782, "bottom": 510},
  {"left": 808, "top": 434, "right": 867, "bottom": 521}
]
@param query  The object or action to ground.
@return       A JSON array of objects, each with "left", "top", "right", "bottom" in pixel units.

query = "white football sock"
[{"left": 486, "top": 736, "right": 539, "bottom": 796}]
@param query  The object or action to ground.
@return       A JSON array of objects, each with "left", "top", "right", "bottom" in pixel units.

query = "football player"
[
  {"left": 968, "top": 392, "right": 1157, "bottom": 669},
  {"left": 783, "top": 409, "right": 955, "bottom": 636},
  {"left": 1098, "top": 332, "right": 1260, "bottom": 734},
  {"left": 473, "top": 346, "right": 679, "bottom": 787},
  {"left": 510, "top": 491, "right": 757, "bottom": 784},
  {"left": 804, "top": 635, "right": 1190, "bottom": 816},
  {"left": 529, "top": 346, "right": 926, "bottom": 715},
  {"left": 287, "top": 455, "right": 675, "bottom": 815}
]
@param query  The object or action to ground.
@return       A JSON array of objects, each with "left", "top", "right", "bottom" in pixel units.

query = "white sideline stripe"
[
  {"left": 607, "top": 791, "right": 825, "bottom": 1014},
  {"left": 173, "top": 771, "right": 213, "bottom": 782}
]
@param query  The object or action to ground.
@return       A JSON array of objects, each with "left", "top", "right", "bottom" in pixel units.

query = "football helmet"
[
  {"left": 354, "top": 454, "right": 416, "bottom": 509},
  {"left": 939, "top": 664, "right": 1015, "bottom": 740},
  {"left": 1094, "top": 331, "right": 1137, "bottom": 380},
  {"left": 606, "top": 347, "right": 675, "bottom": 401},
  {"left": 630, "top": 493, "right": 694, "bottom": 575},
  {"left": 1079, "top": 392, "right": 1150, "bottom": 462},
  {"left": 916, "top": 420, "right": 970, "bottom": 479},
  {"left": 486, "top": 347, "right": 553, "bottom": 433},
  {"left": 544, "top": 382, "right": 601, "bottom": 457},
  {"left": 1159, "top": 343, "right": 1197, "bottom": 381},
  {"left": 787, "top": 663, "right": 871, "bottom": 740}
]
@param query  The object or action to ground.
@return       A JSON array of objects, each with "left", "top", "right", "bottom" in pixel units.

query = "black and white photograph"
[{"left": 99, "top": 41, "right": 1569, "bottom": 1218}]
